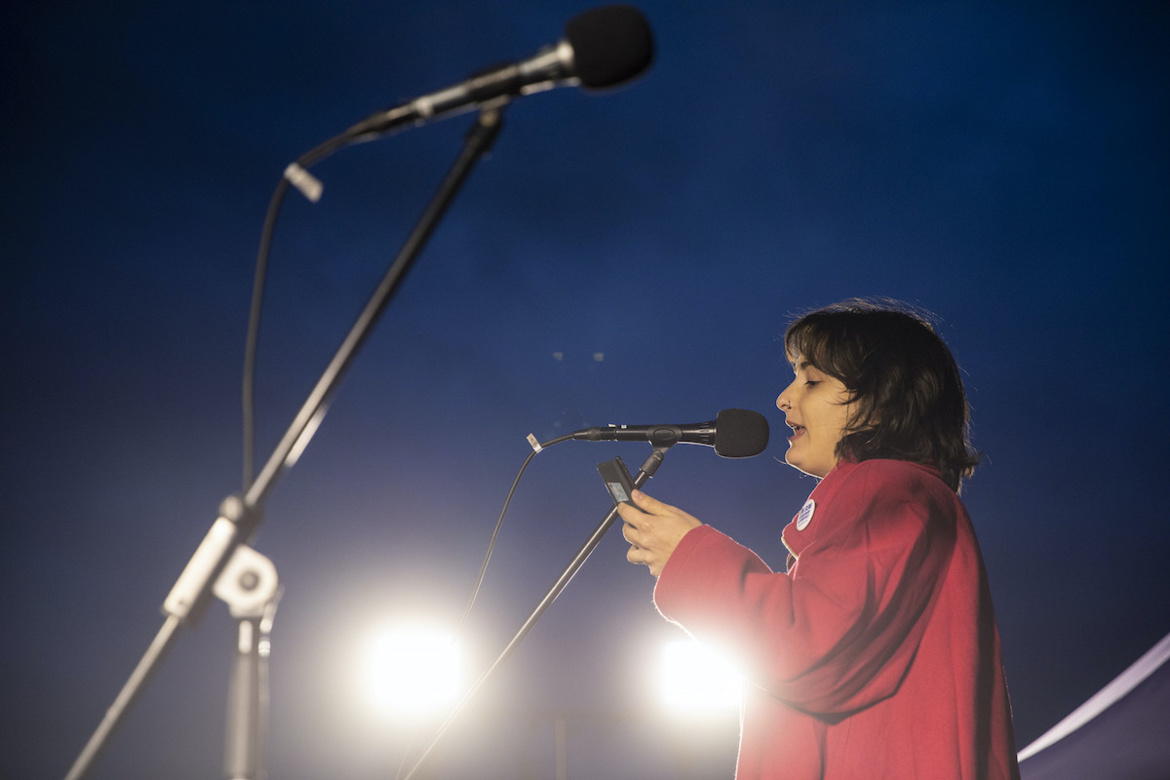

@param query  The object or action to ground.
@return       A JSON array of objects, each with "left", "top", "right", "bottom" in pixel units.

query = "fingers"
[
  {"left": 620, "top": 506, "right": 649, "bottom": 568},
  {"left": 629, "top": 490, "right": 702, "bottom": 533},
  {"left": 620, "top": 516, "right": 641, "bottom": 547},
  {"left": 626, "top": 541, "right": 649, "bottom": 566},
  {"left": 630, "top": 489, "right": 668, "bottom": 514},
  {"left": 617, "top": 492, "right": 659, "bottom": 545},
  {"left": 616, "top": 500, "right": 643, "bottom": 527},
  {"left": 616, "top": 490, "right": 669, "bottom": 526},
  {"left": 625, "top": 528, "right": 659, "bottom": 576},
  {"left": 618, "top": 490, "right": 700, "bottom": 578}
]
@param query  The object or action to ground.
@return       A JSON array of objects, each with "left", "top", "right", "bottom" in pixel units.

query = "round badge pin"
[{"left": 796, "top": 499, "right": 816, "bottom": 531}]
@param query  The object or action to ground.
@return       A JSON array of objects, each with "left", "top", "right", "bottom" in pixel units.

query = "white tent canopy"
[{"left": 1018, "top": 631, "right": 1170, "bottom": 778}]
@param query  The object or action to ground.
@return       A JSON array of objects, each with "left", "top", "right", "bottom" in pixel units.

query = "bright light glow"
[
  {"left": 659, "top": 639, "right": 742, "bottom": 714},
  {"left": 361, "top": 625, "right": 461, "bottom": 719}
]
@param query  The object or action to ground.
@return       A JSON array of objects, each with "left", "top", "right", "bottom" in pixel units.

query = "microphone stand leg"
[
  {"left": 214, "top": 545, "right": 280, "bottom": 780},
  {"left": 64, "top": 615, "right": 183, "bottom": 780}
]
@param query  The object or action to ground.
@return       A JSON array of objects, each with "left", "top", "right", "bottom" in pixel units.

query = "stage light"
[
  {"left": 361, "top": 625, "right": 461, "bottom": 719},
  {"left": 659, "top": 639, "right": 742, "bottom": 715}
]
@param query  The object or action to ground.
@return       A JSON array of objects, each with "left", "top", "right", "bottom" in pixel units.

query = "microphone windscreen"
[
  {"left": 565, "top": 5, "right": 654, "bottom": 90},
  {"left": 713, "top": 409, "right": 770, "bottom": 458}
]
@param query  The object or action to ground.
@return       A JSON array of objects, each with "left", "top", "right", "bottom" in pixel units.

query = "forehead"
[{"left": 787, "top": 356, "right": 818, "bottom": 373}]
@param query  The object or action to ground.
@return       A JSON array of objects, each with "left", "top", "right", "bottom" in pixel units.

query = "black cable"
[
  {"left": 459, "top": 433, "right": 574, "bottom": 625},
  {"left": 242, "top": 177, "right": 289, "bottom": 491},
  {"left": 394, "top": 432, "right": 573, "bottom": 780},
  {"left": 241, "top": 130, "right": 376, "bottom": 491}
]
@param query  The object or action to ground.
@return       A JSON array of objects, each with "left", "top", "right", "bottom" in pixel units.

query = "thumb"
[{"left": 631, "top": 489, "right": 669, "bottom": 515}]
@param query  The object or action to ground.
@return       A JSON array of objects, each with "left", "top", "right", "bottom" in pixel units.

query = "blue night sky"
[{"left": 2, "top": 2, "right": 1168, "bottom": 778}]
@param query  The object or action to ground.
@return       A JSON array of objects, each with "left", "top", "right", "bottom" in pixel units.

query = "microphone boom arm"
[{"left": 63, "top": 104, "right": 509, "bottom": 780}]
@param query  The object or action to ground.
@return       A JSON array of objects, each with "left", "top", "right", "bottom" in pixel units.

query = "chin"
[
  {"left": 786, "top": 452, "right": 828, "bottom": 479},
  {"left": 784, "top": 453, "right": 810, "bottom": 475},
  {"left": 784, "top": 445, "right": 808, "bottom": 471}
]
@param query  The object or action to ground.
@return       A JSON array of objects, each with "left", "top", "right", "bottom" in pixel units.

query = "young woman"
[{"left": 618, "top": 300, "right": 1019, "bottom": 779}]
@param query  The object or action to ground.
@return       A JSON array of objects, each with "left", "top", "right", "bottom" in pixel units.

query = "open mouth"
[{"left": 788, "top": 423, "right": 805, "bottom": 440}]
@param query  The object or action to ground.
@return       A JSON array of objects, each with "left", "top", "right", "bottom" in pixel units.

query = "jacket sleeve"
[{"left": 654, "top": 462, "right": 957, "bottom": 717}]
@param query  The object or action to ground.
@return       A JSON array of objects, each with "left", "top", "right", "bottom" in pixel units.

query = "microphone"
[
  {"left": 346, "top": 5, "right": 654, "bottom": 140},
  {"left": 572, "top": 409, "right": 770, "bottom": 458}
]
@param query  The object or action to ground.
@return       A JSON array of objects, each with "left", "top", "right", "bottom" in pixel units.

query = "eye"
[{"left": 805, "top": 379, "right": 820, "bottom": 387}]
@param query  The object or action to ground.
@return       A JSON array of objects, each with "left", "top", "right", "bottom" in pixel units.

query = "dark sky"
[{"left": 3, "top": 2, "right": 1168, "bottom": 778}]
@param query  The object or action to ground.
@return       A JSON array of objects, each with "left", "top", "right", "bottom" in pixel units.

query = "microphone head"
[
  {"left": 565, "top": 5, "right": 654, "bottom": 90},
  {"left": 713, "top": 409, "right": 770, "bottom": 458}
]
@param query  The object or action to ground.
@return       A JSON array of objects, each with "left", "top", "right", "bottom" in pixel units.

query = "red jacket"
[{"left": 654, "top": 459, "right": 1019, "bottom": 779}]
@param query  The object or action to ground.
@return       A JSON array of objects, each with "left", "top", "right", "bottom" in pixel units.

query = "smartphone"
[{"left": 597, "top": 456, "right": 636, "bottom": 506}]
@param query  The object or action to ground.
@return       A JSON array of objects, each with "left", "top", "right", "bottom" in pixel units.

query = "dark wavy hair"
[{"left": 783, "top": 299, "right": 979, "bottom": 493}]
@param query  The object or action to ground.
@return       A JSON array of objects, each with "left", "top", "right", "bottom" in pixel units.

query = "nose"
[{"left": 776, "top": 377, "right": 796, "bottom": 411}]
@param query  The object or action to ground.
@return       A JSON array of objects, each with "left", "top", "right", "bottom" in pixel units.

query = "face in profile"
[{"left": 776, "top": 358, "right": 854, "bottom": 478}]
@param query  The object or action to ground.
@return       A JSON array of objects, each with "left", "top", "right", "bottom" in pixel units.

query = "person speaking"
[{"left": 619, "top": 299, "right": 1020, "bottom": 779}]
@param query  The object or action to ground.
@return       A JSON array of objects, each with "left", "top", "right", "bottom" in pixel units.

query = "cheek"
[{"left": 812, "top": 404, "right": 852, "bottom": 449}]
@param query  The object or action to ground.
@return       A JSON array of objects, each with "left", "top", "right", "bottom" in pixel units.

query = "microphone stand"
[
  {"left": 218, "top": 547, "right": 280, "bottom": 780},
  {"left": 399, "top": 444, "right": 674, "bottom": 780},
  {"left": 63, "top": 102, "right": 509, "bottom": 780}
]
